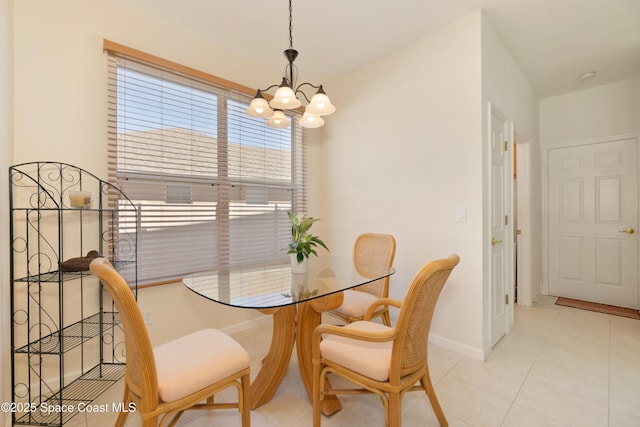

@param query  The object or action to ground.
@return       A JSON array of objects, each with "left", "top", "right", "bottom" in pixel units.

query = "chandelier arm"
[
  {"left": 294, "top": 82, "right": 321, "bottom": 103},
  {"left": 295, "top": 82, "right": 322, "bottom": 91},
  {"left": 294, "top": 88, "right": 311, "bottom": 104},
  {"left": 258, "top": 84, "right": 281, "bottom": 93}
]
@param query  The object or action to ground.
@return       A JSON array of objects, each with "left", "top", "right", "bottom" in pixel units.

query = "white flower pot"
[{"left": 290, "top": 253, "right": 308, "bottom": 274}]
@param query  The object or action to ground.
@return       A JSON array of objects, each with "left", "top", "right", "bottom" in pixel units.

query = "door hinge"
[
  {"left": 504, "top": 215, "right": 509, "bottom": 225},
  {"left": 505, "top": 294, "right": 509, "bottom": 305},
  {"left": 504, "top": 140, "right": 508, "bottom": 151}
]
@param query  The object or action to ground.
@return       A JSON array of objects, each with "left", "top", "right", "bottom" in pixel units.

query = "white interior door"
[
  {"left": 490, "top": 108, "right": 513, "bottom": 347},
  {"left": 548, "top": 137, "right": 639, "bottom": 309}
]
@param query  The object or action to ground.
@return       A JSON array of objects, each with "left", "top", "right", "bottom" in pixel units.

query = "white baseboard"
[{"left": 428, "top": 333, "right": 485, "bottom": 361}]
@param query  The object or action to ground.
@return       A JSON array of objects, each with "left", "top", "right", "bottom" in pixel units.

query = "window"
[{"left": 106, "top": 47, "right": 306, "bottom": 285}]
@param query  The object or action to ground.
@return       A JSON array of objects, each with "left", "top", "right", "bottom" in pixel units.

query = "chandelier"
[{"left": 245, "top": 0, "right": 335, "bottom": 129}]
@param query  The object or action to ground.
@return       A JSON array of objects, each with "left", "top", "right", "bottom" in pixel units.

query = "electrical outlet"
[{"left": 142, "top": 309, "right": 152, "bottom": 325}]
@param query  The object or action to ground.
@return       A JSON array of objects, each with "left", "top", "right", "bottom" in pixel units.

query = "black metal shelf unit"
[{"left": 9, "top": 162, "right": 138, "bottom": 426}]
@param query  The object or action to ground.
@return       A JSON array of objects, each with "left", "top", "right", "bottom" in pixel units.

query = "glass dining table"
[{"left": 182, "top": 256, "right": 395, "bottom": 416}]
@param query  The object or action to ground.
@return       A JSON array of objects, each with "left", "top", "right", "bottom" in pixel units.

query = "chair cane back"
[
  {"left": 89, "top": 257, "right": 251, "bottom": 427},
  {"left": 312, "top": 254, "right": 460, "bottom": 427},
  {"left": 329, "top": 233, "right": 396, "bottom": 326}
]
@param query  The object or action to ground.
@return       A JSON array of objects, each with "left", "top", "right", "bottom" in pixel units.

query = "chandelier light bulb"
[
  {"left": 270, "top": 79, "right": 301, "bottom": 110},
  {"left": 299, "top": 111, "right": 325, "bottom": 128},
  {"left": 266, "top": 110, "right": 291, "bottom": 128},
  {"left": 306, "top": 86, "right": 335, "bottom": 116},
  {"left": 245, "top": 91, "right": 273, "bottom": 118}
]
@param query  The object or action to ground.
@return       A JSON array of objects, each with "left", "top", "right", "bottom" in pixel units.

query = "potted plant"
[{"left": 287, "top": 211, "right": 329, "bottom": 273}]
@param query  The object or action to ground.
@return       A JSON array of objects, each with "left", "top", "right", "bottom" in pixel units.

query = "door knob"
[
  {"left": 491, "top": 237, "right": 503, "bottom": 246},
  {"left": 618, "top": 228, "right": 635, "bottom": 234}
]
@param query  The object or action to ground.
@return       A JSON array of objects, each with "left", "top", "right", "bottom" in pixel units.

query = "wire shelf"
[
  {"left": 14, "top": 363, "right": 125, "bottom": 426},
  {"left": 15, "top": 312, "right": 121, "bottom": 355},
  {"left": 14, "top": 261, "right": 136, "bottom": 283}
]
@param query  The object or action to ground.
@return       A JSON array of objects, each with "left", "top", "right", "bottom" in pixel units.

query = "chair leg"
[
  {"left": 312, "top": 362, "right": 322, "bottom": 427},
  {"left": 388, "top": 392, "right": 402, "bottom": 427},
  {"left": 163, "top": 412, "right": 183, "bottom": 427},
  {"left": 142, "top": 416, "right": 158, "bottom": 427},
  {"left": 241, "top": 373, "right": 251, "bottom": 427},
  {"left": 421, "top": 370, "right": 448, "bottom": 427}
]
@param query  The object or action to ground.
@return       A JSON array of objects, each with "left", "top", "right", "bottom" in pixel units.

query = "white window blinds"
[{"left": 106, "top": 53, "right": 306, "bottom": 285}]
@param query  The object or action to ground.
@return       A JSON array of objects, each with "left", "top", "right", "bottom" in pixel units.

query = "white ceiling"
[{"left": 117, "top": 0, "right": 640, "bottom": 99}]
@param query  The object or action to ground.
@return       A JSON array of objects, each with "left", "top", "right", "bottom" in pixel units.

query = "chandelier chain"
[{"left": 288, "top": 0, "right": 293, "bottom": 50}]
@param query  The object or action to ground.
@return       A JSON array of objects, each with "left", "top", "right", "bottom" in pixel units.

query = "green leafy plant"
[{"left": 287, "top": 212, "right": 329, "bottom": 263}]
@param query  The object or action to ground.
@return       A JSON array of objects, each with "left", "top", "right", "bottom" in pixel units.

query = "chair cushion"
[
  {"left": 320, "top": 321, "right": 393, "bottom": 382},
  {"left": 154, "top": 329, "right": 250, "bottom": 403},
  {"left": 332, "top": 289, "right": 380, "bottom": 318}
]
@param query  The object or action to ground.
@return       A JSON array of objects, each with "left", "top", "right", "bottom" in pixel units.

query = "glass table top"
[{"left": 182, "top": 256, "right": 395, "bottom": 309}]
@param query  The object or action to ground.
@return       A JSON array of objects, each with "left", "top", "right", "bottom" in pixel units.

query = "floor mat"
[{"left": 555, "top": 297, "right": 640, "bottom": 320}]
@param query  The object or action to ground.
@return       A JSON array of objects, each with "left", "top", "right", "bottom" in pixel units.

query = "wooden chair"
[
  {"left": 328, "top": 233, "right": 396, "bottom": 326},
  {"left": 312, "top": 254, "right": 460, "bottom": 427},
  {"left": 89, "top": 257, "right": 251, "bottom": 427}
]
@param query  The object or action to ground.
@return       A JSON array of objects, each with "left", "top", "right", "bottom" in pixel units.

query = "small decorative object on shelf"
[
  {"left": 69, "top": 190, "right": 92, "bottom": 208},
  {"left": 59, "top": 250, "right": 103, "bottom": 272},
  {"left": 287, "top": 211, "right": 329, "bottom": 273}
]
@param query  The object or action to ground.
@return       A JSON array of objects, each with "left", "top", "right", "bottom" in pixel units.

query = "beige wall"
[
  {"left": 1, "top": 0, "right": 13, "bottom": 423},
  {"left": 314, "top": 12, "right": 486, "bottom": 357},
  {"left": 313, "top": 11, "right": 540, "bottom": 357},
  {"left": 540, "top": 77, "right": 640, "bottom": 146},
  {"left": 481, "top": 15, "right": 539, "bottom": 142}
]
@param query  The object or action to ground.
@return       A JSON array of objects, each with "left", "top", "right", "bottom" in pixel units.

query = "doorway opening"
[{"left": 514, "top": 135, "right": 533, "bottom": 306}]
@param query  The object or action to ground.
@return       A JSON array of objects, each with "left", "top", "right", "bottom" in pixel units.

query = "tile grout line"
[
  {"left": 545, "top": 304, "right": 615, "bottom": 425},
  {"left": 499, "top": 301, "right": 561, "bottom": 427}
]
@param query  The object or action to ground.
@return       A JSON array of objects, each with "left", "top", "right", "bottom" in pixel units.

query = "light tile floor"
[{"left": 67, "top": 295, "right": 640, "bottom": 426}]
